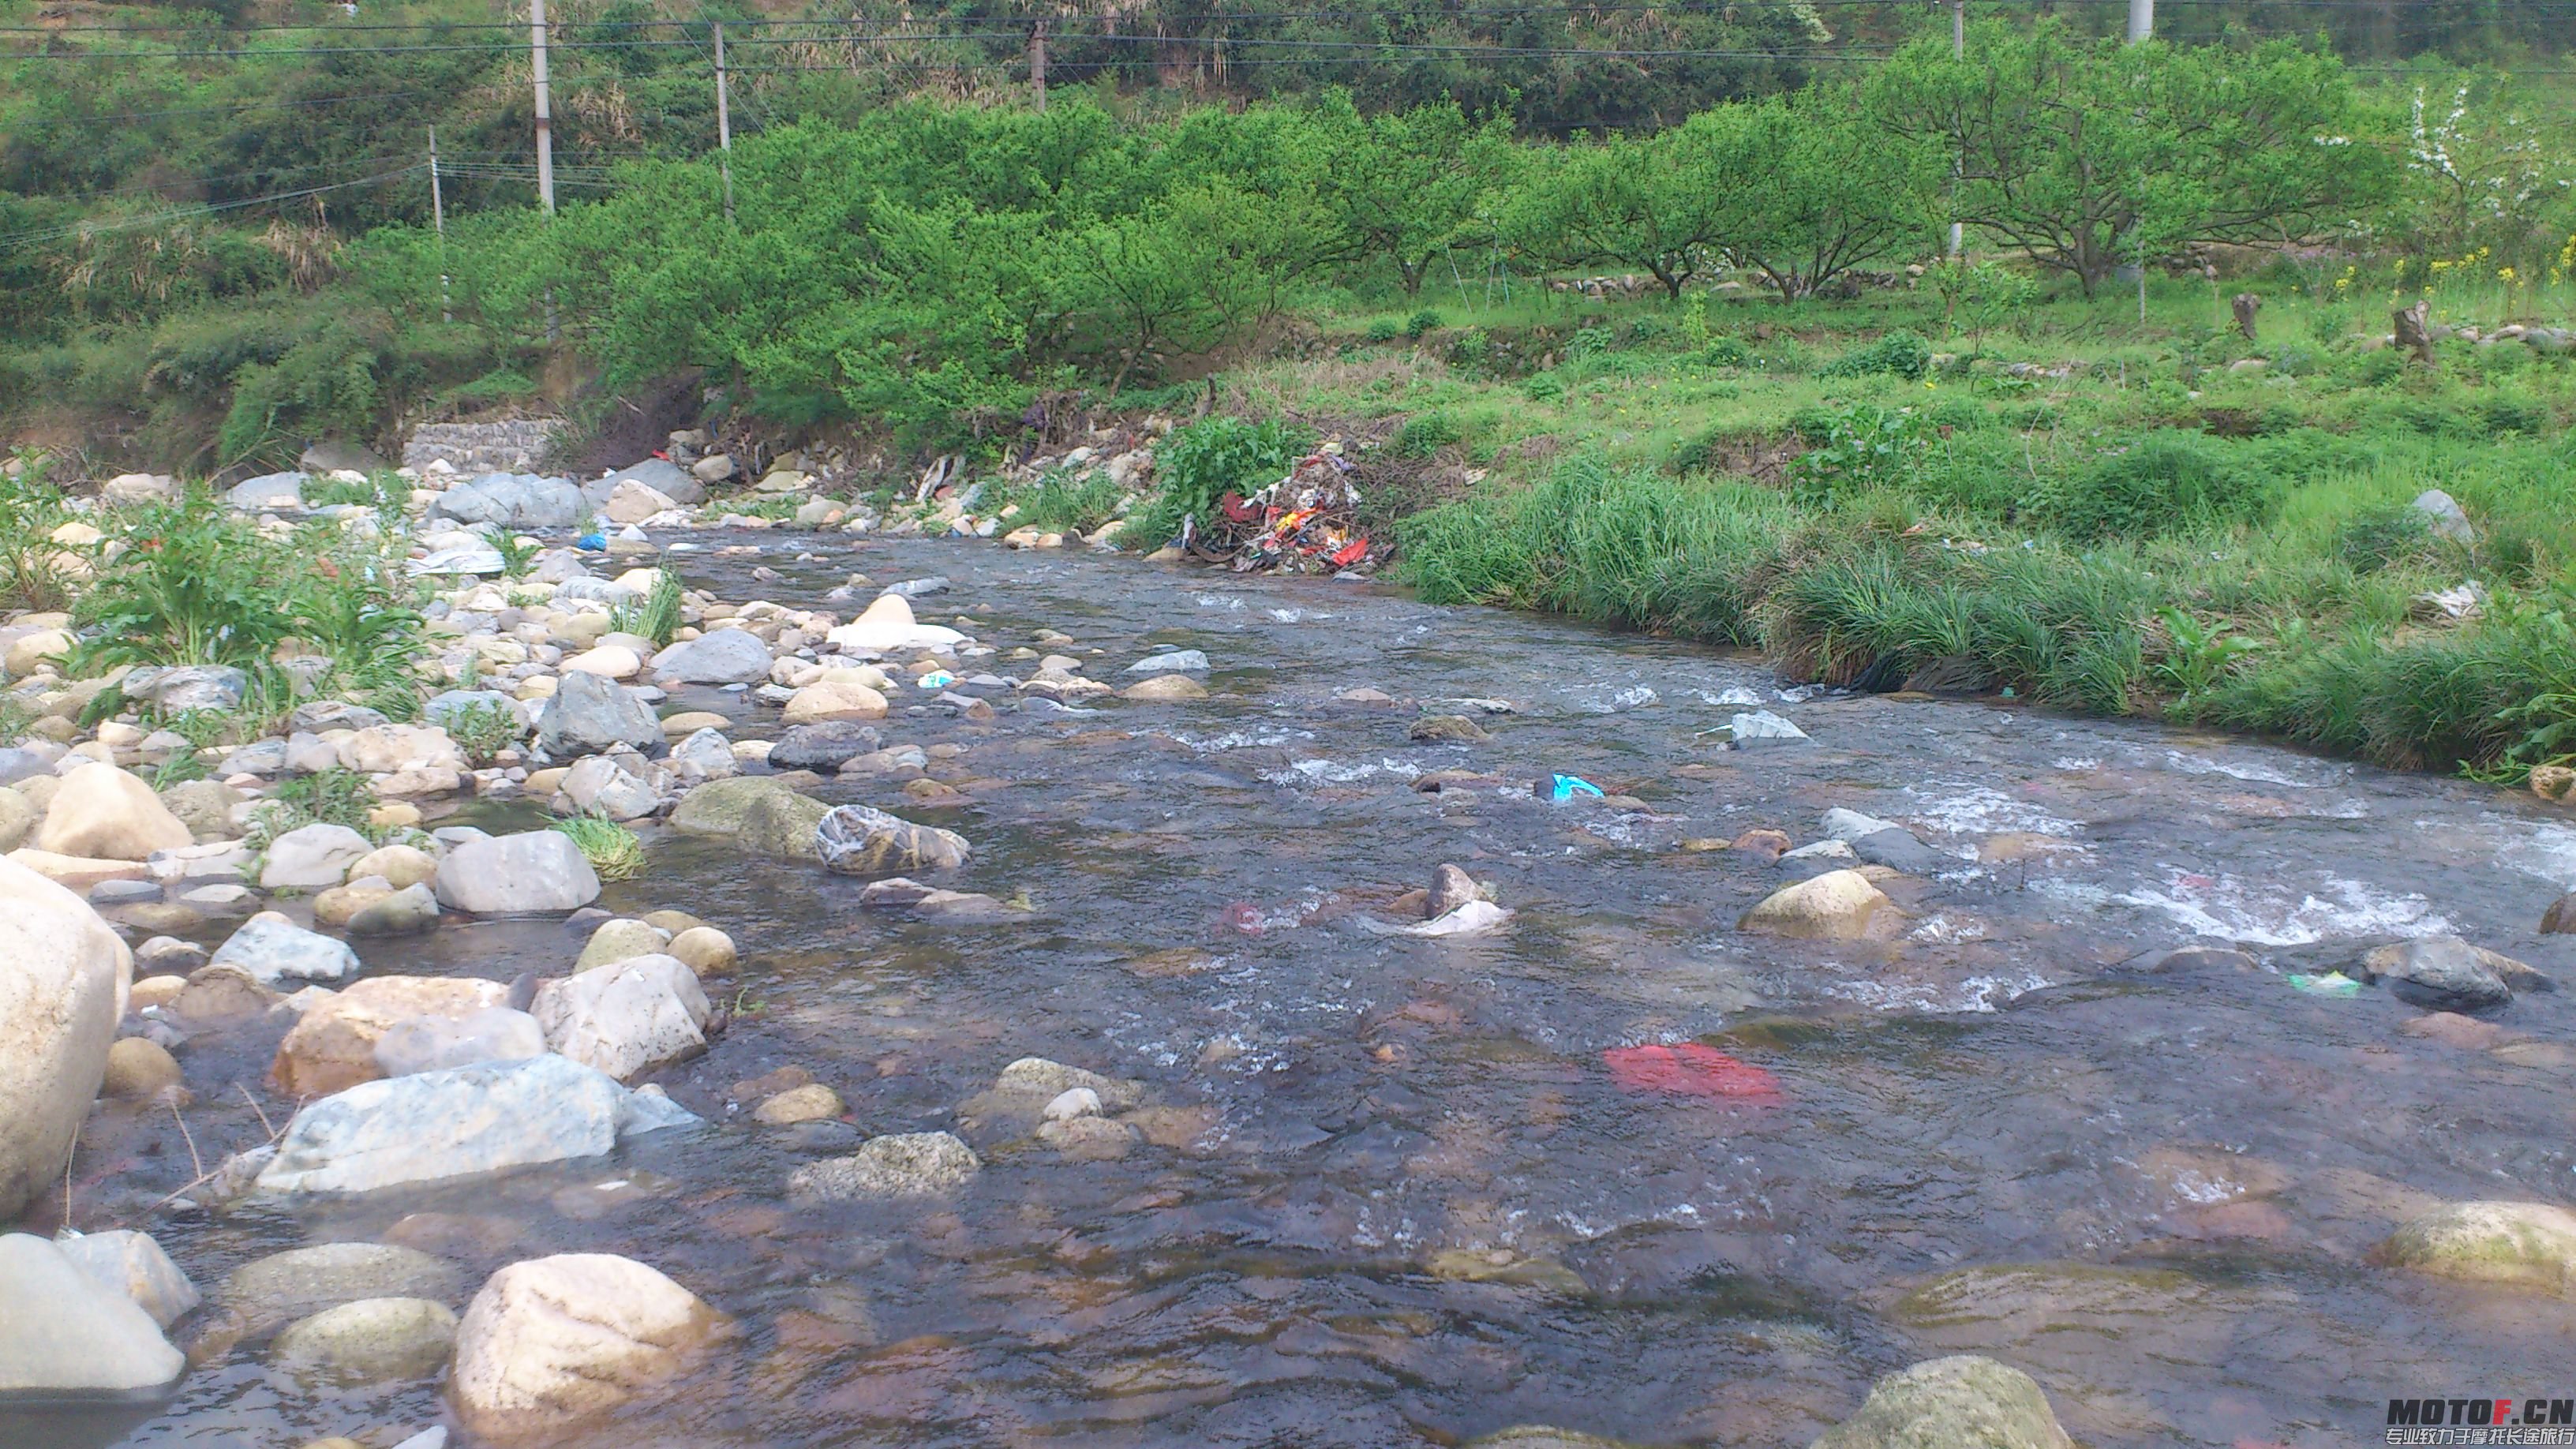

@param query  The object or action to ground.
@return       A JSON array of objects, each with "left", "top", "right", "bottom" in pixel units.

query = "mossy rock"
[
  {"left": 2376, "top": 1200, "right": 2576, "bottom": 1296},
  {"left": 668, "top": 777, "right": 827, "bottom": 861},
  {"left": 1810, "top": 1356, "right": 2072, "bottom": 1449}
]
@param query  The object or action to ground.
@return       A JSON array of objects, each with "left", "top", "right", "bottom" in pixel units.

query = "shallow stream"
[{"left": 66, "top": 537, "right": 2576, "bottom": 1447}]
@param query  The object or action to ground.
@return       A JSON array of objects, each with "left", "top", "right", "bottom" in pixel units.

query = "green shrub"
[
  {"left": 1788, "top": 404, "right": 1931, "bottom": 503},
  {"left": 1393, "top": 411, "right": 1461, "bottom": 459},
  {"left": 1114, "top": 415, "right": 1312, "bottom": 549},
  {"left": 1363, "top": 318, "right": 1403, "bottom": 343},
  {"left": 2039, "top": 431, "right": 2280, "bottom": 541},
  {"left": 2334, "top": 504, "right": 2436, "bottom": 574},
  {"left": 1406, "top": 309, "right": 1444, "bottom": 339},
  {"left": 245, "top": 767, "right": 380, "bottom": 855},
  {"left": 1818, "top": 329, "right": 1934, "bottom": 381}
]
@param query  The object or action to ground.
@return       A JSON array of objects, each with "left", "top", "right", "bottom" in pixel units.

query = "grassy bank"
[{"left": 1190, "top": 275, "right": 2576, "bottom": 778}]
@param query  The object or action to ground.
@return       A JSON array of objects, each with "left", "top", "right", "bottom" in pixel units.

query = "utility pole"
[
  {"left": 429, "top": 125, "right": 451, "bottom": 323},
  {"left": 530, "top": 0, "right": 556, "bottom": 215},
  {"left": 1947, "top": 0, "right": 1964, "bottom": 260},
  {"left": 2127, "top": 0, "right": 2152, "bottom": 43},
  {"left": 713, "top": 20, "right": 736, "bottom": 224},
  {"left": 1029, "top": 19, "right": 1047, "bottom": 112}
]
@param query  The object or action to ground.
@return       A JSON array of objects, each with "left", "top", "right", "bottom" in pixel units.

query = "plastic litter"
[
  {"left": 575, "top": 531, "right": 607, "bottom": 552},
  {"left": 916, "top": 670, "right": 957, "bottom": 691},
  {"left": 1186, "top": 447, "right": 1377, "bottom": 575},
  {"left": 1549, "top": 773, "right": 1605, "bottom": 802},
  {"left": 1603, "top": 1043, "right": 1784, "bottom": 1102},
  {"left": 2288, "top": 970, "right": 2363, "bottom": 998}
]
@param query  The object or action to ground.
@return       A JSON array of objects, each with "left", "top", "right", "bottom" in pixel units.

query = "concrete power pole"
[
  {"left": 530, "top": 0, "right": 556, "bottom": 215},
  {"left": 429, "top": 125, "right": 451, "bottom": 323},
  {"left": 1029, "top": 20, "right": 1048, "bottom": 112},
  {"left": 2127, "top": 0, "right": 2153, "bottom": 43},
  {"left": 1948, "top": 0, "right": 1964, "bottom": 259},
  {"left": 713, "top": 21, "right": 736, "bottom": 224}
]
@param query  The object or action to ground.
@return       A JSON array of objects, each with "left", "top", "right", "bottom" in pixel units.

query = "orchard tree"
[
  {"left": 1289, "top": 92, "right": 1524, "bottom": 295},
  {"left": 1503, "top": 127, "right": 1731, "bottom": 299},
  {"left": 1694, "top": 84, "right": 1941, "bottom": 299},
  {"left": 1867, "top": 21, "right": 2389, "bottom": 294}
]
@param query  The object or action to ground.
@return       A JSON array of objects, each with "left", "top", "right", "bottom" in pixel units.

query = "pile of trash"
[{"left": 1184, "top": 447, "right": 1376, "bottom": 575}]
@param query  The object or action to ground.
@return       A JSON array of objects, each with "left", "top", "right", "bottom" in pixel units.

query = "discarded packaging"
[
  {"left": 1185, "top": 447, "right": 1377, "bottom": 575},
  {"left": 1549, "top": 773, "right": 1605, "bottom": 803},
  {"left": 2288, "top": 970, "right": 2363, "bottom": 998}
]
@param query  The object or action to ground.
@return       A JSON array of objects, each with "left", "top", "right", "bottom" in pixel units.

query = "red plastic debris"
[
  {"left": 1219, "top": 902, "right": 1267, "bottom": 936},
  {"left": 1603, "top": 1043, "right": 1783, "bottom": 1103},
  {"left": 1328, "top": 534, "right": 1372, "bottom": 568}
]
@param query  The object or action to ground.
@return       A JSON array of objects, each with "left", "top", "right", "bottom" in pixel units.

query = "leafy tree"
[
  {"left": 1289, "top": 92, "right": 1522, "bottom": 295},
  {"left": 1503, "top": 128, "right": 1731, "bottom": 299},
  {"left": 1868, "top": 21, "right": 2387, "bottom": 294},
  {"left": 1691, "top": 84, "right": 1941, "bottom": 300}
]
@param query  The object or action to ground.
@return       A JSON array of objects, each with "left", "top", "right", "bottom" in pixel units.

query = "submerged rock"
[
  {"left": 669, "top": 777, "right": 830, "bottom": 861},
  {"left": 54, "top": 1230, "right": 199, "bottom": 1328},
  {"left": 815, "top": 803, "right": 971, "bottom": 876},
  {"left": 787, "top": 1131, "right": 981, "bottom": 1200},
  {"left": 1810, "top": 1355, "right": 2072, "bottom": 1449},
  {"left": 1739, "top": 870, "right": 1897, "bottom": 941},
  {"left": 208, "top": 912, "right": 360, "bottom": 988},
  {"left": 434, "top": 829, "right": 601, "bottom": 915},
  {"left": 2352, "top": 937, "right": 2548, "bottom": 1012},
  {"left": 215, "top": 1241, "right": 463, "bottom": 1339},
  {"left": 271, "top": 1297, "right": 458, "bottom": 1384},
  {"left": 450, "top": 1253, "right": 727, "bottom": 1441},
  {"left": 2376, "top": 1200, "right": 2576, "bottom": 1295},
  {"left": 254, "top": 1054, "right": 695, "bottom": 1196}
]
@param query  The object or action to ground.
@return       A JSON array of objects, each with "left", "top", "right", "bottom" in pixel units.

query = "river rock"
[
  {"left": 1125, "top": 650, "right": 1208, "bottom": 676},
  {"left": 668, "top": 777, "right": 829, "bottom": 860},
  {"left": 531, "top": 954, "right": 710, "bottom": 1081},
  {"left": 348, "top": 844, "right": 439, "bottom": 890},
  {"left": 272, "top": 1297, "right": 459, "bottom": 1383},
  {"left": 754, "top": 1084, "right": 844, "bottom": 1125},
  {"left": 227, "top": 471, "right": 308, "bottom": 511},
  {"left": 1466, "top": 1430, "right": 1639, "bottom": 1449},
  {"left": 766, "top": 721, "right": 882, "bottom": 772},
  {"left": 54, "top": 1230, "right": 196, "bottom": 1331},
  {"left": 788, "top": 1131, "right": 981, "bottom": 1200},
  {"left": 666, "top": 926, "right": 737, "bottom": 976},
  {"left": 259, "top": 822, "right": 375, "bottom": 889},
  {"left": 666, "top": 727, "right": 737, "bottom": 781},
  {"left": 0, "top": 786, "right": 33, "bottom": 851},
  {"left": 560, "top": 754, "right": 661, "bottom": 821},
  {"left": 100, "top": 1037, "right": 182, "bottom": 1098},
  {"left": 450, "top": 1253, "right": 725, "bottom": 1440},
  {"left": 0, "top": 1234, "right": 185, "bottom": 1399},
  {"left": 213, "top": 1242, "right": 461, "bottom": 1350},
  {"left": 36, "top": 762, "right": 194, "bottom": 860},
  {"left": 157, "top": 779, "right": 241, "bottom": 841},
  {"left": 1409, "top": 714, "right": 1490, "bottom": 743},
  {"left": 597, "top": 457, "right": 703, "bottom": 504},
  {"left": 2353, "top": 937, "right": 2545, "bottom": 1011},
  {"left": 1739, "top": 870, "right": 1896, "bottom": 941},
  {"left": 651, "top": 629, "right": 771, "bottom": 685},
  {"left": 376, "top": 1006, "right": 547, "bottom": 1076},
  {"left": 577, "top": 918, "right": 672, "bottom": 971},
  {"left": 429, "top": 472, "right": 584, "bottom": 530},
  {"left": 815, "top": 803, "right": 970, "bottom": 876},
  {"left": 121, "top": 663, "right": 249, "bottom": 713},
  {"left": 826, "top": 593, "right": 966, "bottom": 653},
  {"left": 2544, "top": 893, "right": 2576, "bottom": 934},
  {"left": 272, "top": 975, "right": 511, "bottom": 1095},
  {"left": 1810, "top": 1355, "right": 2072, "bottom": 1449},
  {"left": 2376, "top": 1200, "right": 2576, "bottom": 1294},
  {"left": 2412, "top": 488, "right": 2475, "bottom": 544},
  {"left": 0, "top": 857, "right": 129, "bottom": 1219},
  {"left": 255, "top": 1054, "right": 695, "bottom": 1195},
  {"left": 535, "top": 669, "right": 664, "bottom": 758},
  {"left": 346, "top": 882, "right": 440, "bottom": 936},
  {"left": 208, "top": 912, "right": 360, "bottom": 987},
  {"left": 782, "top": 680, "right": 889, "bottom": 724},
  {"left": 1121, "top": 675, "right": 1208, "bottom": 702},
  {"left": 434, "top": 829, "right": 601, "bottom": 915}
]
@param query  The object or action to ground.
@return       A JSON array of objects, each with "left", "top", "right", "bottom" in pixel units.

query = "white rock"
[
  {"left": 0, "top": 856, "right": 130, "bottom": 1219},
  {"left": 531, "top": 954, "right": 710, "bottom": 1081},
  {"left": 0, "top": 1234, "right": 185, "bottom": 1397},
  {"left": 451, "top": 1254, "right": 724, "bottom": 1439}
]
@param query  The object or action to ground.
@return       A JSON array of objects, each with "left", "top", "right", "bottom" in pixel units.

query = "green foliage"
[
  {"left": 1363, "top": 318, "right": 1404, "bottom": 343},
  {"left": 1116, "top": 415, "right": 1312, "bottom": 549},
  {"left": 441, "top": 701, "right": 522, "bottom": 765},
  {"left": 2039, "top": 431, "right": 2282, "bottom": 541},
  {"left": 553, "top": 812, "right": 646, "bottom": 882},
  {"left": 1003, "top": 468, "right": 1126, "bottom": 537},
  {"left": 1393, "top": 411, "right": 1462, "bottom": 458},
  {"left": 1788, "top": 404, "right": 1933, "bottom": 502},
  {"left": 2334, "top": 504, "right": 2439, "bottom": 572},
  {"left": 609, "top": 567, "right": 686, "bottom": 649},
  {"left": 0, "top": 459, "right": 75, "bottom": 612},
  {"left": 1406, "top": 309, "right": 1445, "bottom": 339},
  {"left": 492, "top": 532, "right": 542, "bottom": 581},
  {"left": 148, "top": 746, "right": 211, "bottom": 791},
  {"left": 1818, "top": 330, "right": 1935, "bottom": 381},
  {"left": 1926, "top": 260, "right": 2038, "bottom": 353},
  {"left": 245, "top": 766, "right": 380, "bottom": 853},
  {"left": 2151, "top": 606, "right": 2263, "bottom": 716}
]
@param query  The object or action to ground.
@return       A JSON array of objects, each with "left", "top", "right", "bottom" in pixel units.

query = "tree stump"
[
  {"left": 2394, "top": 301, "right": 2436, "bottom": 366},
  {"left": 2231, "top": 292, "right": 2261, "bottom": 343}
]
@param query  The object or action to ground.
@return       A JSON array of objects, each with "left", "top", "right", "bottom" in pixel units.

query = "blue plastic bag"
[
  {"left": 1550, "top": 773, "right": 1605, "bottom": 803},
  {"left": 575, "top": 531, "right": 607, "bottom": 552}
]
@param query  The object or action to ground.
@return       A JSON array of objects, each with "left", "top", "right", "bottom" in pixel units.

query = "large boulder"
[
  {"left": 531, "top": 955, "right": 710, "bottom": 1081},
  {"left": 650, "top": 628, "right": 771, "bottom": 685},
  {"left": 335, "top": 723, "right": 468, "bottom": 775},
  {"left": 257, "top": 822, "right": 374, "bottom": 889},
  {"left": 429, "top": 472, "right": 585, "bottom": 529},
  {"left": 271, "top": 1297, "right": 459, "bottom": 1384},
  {"left": 0, "top": 856, "right": 131, "bottom": 1219},
  {"left": 54, "top": 1230, "right": 199, "bottom": 1327},
  {"left": 227, "top": 471, "right": 308, "bottom": 511},
  {"left": 119, "top": 663, "right": 249, "bottom": 713},
  {"left": 434, "top": 829, "right": 601, "bottom": 915},
  {"left": 2376, "top": 1200, "right": 2576, "bottom": 1295},
  {"left": 376, "top": 1006, "right": 546, "bottom": 1077},
  {"left": 35, "top": 762, "right": 193, "bottom": 860},
  {"left": 208, "top": 912, "right": 361, "bottom": 988},
  {"left": 450, "top": 1253, "right": 725, "bottom": 1440},
  {"left": 782, "top": 680, "right": 888, "bottom": 724},
  {"left": 215, "top": 1241, "right": 463, "bottom": 1339},
  {"left": 2352, "top": 937, "right": 2546, "bottom": 1012},
  {"left": 668, "top": 777, "right": 829, "bottom": 861},
  {"left": 815, "top": 803, "right": 970, "bottom": 876},
  {"left": 1810, "top": 1356, "right": 2072, "bottom": 1449},
  {"left": 271, "top": 975, "right": 511, "bottom": 1095},
  {"left": 255, "top": 1054, "right": 697, "bottom": 1196},
  {"left": 1739, "top": 870, "right": 1897, "bottom": 941},
  {"left": 0, "top": 1234, "right": 185, "bottom": 1400},
  {"left": 589, "top": 457, "right": 703, "bottom": 507},
  {"left": 536, "top": 668, "right": 664, "bottom": 758}
]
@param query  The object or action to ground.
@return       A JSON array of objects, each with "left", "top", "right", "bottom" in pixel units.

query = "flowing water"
[{"left": 53, "top": 537, "right": 2576, "bottom": 1448}]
